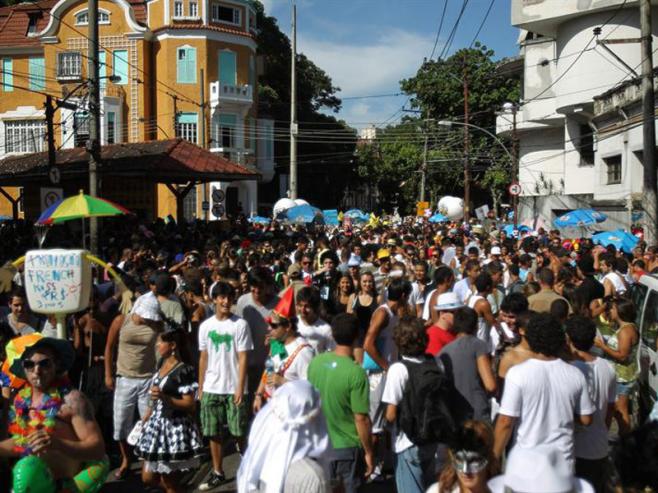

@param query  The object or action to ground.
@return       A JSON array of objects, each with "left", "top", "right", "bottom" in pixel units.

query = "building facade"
[
  {"left": 497, "top": 0, "right": 658, "bottom": 231},
  {"left": 0, "top": 0, "right": 274, "bottom": 219}
]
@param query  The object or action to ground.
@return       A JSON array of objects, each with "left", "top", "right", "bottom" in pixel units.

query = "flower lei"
[{"left": 8, "top": 385, "right": 64, "bottom": 457}]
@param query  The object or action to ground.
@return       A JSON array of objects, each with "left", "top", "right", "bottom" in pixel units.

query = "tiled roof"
[
  {"left": 0, "top": 139, "right": 259, "bottom": 185},
  {"left": 153, "top": 22, "right": 254, "bottom": 39},
  {"left": 0, "top": 0, "right": 147, "bottom": 48}
]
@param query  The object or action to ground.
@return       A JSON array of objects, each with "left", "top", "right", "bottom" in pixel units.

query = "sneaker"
[
  {"left": 367, "top": 463, "right": 385, "bottom": 483},
  {"left": 199, "top": 471, "right": 226, "bottom": 491}
]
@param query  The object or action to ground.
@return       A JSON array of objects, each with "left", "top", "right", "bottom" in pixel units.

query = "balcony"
[{"left": 209, "top": 82, "right": 253, "bottom": 108}]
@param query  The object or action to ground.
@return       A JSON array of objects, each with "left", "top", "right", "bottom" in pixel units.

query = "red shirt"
[{"left": 426, "top": 325, "right": 456, "bottom": 356}]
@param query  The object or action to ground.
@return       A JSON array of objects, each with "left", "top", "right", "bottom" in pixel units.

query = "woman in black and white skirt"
[{"left": 135, "top": 329, "right": 203, "bottom": 493}]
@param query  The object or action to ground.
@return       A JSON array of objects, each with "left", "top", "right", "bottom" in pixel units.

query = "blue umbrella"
[
  {"left": 554, "top": 209, "right": 607, "bottom": 228},
  {"left": 592, "top": 230, "right": 639, "bottom": 253},
  {"left": 248, "top": 215, "right": 271, "bottom": 224},
  {"left": 344, "top": 209, "right": 369, "bottom": 223},
  {"left": 428, "top": 213, "right": 448, "bottom": 223},
  {"left": 285, "top": 204, "right": 324, "bottom": 224},
  {"left": 503, "top": 224, "right": 531, "bottom": 238}
]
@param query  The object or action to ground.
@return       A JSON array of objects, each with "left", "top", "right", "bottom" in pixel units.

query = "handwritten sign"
[{"left": 24, "top": 249, "right": 91, "bottom": 314}]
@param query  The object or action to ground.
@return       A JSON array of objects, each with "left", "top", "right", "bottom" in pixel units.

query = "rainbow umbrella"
[{"left": 37, "top": 190, "right": 130, "bottom": 225}]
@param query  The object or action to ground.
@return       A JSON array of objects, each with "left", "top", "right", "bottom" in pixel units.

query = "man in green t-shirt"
[{"left": 308, "top": 313, "right": 373, "bottom": 493}]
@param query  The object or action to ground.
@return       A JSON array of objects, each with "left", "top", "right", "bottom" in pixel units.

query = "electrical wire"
[{"left": 469, "top": 0, "right": 495, "bottom": 48}]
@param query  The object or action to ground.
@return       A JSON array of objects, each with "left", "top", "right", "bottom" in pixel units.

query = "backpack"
[{"left": 398, "top": 356, "right": 456, "bottom": 446}]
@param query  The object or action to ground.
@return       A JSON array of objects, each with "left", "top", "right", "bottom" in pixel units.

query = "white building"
[{"left": 497, "top": 0, "right": 658, "bottom": 231}]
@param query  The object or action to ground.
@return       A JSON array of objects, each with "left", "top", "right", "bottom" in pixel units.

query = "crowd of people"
[{"left": 0, "top": 214, "right": 657, "bottom": 492}]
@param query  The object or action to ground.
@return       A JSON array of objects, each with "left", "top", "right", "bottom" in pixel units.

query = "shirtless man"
[
  {"left": 0, "top": 337, "right": 108, "bottom": 493},
  {"left": 497, "top": 311, "right": 535, "bottom": 382}
]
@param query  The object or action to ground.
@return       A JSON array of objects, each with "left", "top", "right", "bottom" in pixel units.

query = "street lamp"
[{"left": 437, "top": 119, "right": 515, "bottom": 223}]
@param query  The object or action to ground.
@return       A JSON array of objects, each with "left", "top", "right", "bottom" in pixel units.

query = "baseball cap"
[{"left": 490, "top": 246, "right": 502, "bottom": 256}]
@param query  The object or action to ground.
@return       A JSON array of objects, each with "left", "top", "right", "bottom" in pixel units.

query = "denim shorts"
[{"left": 616, "top": 380, "right": 637, "bottom": 397}]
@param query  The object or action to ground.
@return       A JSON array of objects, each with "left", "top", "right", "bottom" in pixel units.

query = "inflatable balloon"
[
  {"left": 12, "top": 455, "right": 56, "bottom": 493},
  {"left": 437, "top": 196, "right": 464, "bottom": 221},
  {"left": 293, "top": 198, "right": 309, "bottom": 207},
  {"left": 273, "top": 198, "right": 296, "bottom": 217}
]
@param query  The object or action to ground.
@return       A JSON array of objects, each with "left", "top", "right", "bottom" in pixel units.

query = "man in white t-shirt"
[
  {"left": 565, "top": 316, "right": 616, "bottom": 491},
  {"left": 295, "top": 286, "right": 335, "bottom": 353},
  {"left": 453, "top": 259, "right": 481, "bottom": 305},
  {"left": 198, "top": 281, "right": 253, "bottom": 490},
  {"left": 494, "top": 313, "right": 594, "bottom": 471}
]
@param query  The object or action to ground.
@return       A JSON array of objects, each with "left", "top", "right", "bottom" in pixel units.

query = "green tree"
[
  {"left": 254, "top": 1, "right": 357, "bottom": 208},
  {"left": 398, "top": 45, "right": 520, "bottom": 214}
]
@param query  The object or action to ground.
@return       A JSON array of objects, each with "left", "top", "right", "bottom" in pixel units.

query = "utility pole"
[
  {"left": 45, "top": 95, "right": 56, "bottom": 167},
  {"left": 420, "top": 126, "right": 428, "bottom": 202},
  {"left": 511, "top": 106, "right": 519, "bottom": 228},
  {"left": 463, "top": 59, "right": 471, "bottom": 221},
  {"left": 87, "top": 0, "right": 100, "bottom": 253},
  {"left": 289, "top": 2, "right": 298, "bottom": 199},
  {"left": 641, "top": 0, "right": 657, "bottom": 243},
  {"left": 200, "top": 68, "right": 208, "bottom": 221}
]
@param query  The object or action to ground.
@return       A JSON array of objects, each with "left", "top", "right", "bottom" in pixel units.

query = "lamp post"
[
  {"left": 437, "top": 119, "right": 515, "bottom": 222},
  {"left": 502, "top": 102, "right": 520, "bottom": 228}
]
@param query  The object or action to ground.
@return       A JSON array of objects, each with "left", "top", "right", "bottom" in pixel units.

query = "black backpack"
[{"left": 398, "top": 356, "right": 457, "bottom": 446}]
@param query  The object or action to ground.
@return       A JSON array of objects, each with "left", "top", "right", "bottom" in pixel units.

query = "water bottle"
[{"left": 264, "top": 357, "right": 275, "bottom": 375}]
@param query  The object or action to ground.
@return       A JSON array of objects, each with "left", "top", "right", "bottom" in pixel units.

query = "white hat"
[
  {"left": 435, "top": 292, "right": 464, "bottom": 311},
  {"left": 488, "top": 446, "right": 594, "bottom": 493},
  {"left": 131, "top": 292, "right": 163, "bottom": 322},
  {"left": 490, "top": 246, "right": 502, "bottom": 256}
]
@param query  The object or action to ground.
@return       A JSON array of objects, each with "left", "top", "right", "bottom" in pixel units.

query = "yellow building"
[{"left": 0, "top": 0, "right": 273, "bottom": 219}]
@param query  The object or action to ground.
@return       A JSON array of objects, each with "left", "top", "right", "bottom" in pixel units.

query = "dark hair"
[
  {"left": 577, "top": 255, "right": 595, "bottom": 275},
  {"left": 550, "top": 299, "right": 570, "bottom": 321},
  {"left": 600, "top": 253, "right": 616, "bottom": 269},
  {"left": 464, "top": 259, "right": 480, "bottom": 273},
  {"left": 525, "top": 313, "right": 565, "bottom": 357},
  {"left": 211, "top": 281, "right": 236, "bottom": 300},
  {"left": 516, "top": 311, "right": 533, "bottom": 332},
  {"left": 536, "top": 268, "right": 555, "bottom": 287},
  {"left": 247, "top": 266, "right": 274, "bottom": 288},
  {"left": 565, "top": 315, "right": 596, "bottom": 352},
  {"left": 486, "top": 261, "right": 502, "bottom": 274},
  {"left": 500, "top": 293, "right": 529, "bottom": 315},
  {"left": 613, "top": 298, "right": 637, "bottom": 324},
  {"left": 614, "top": 421, "right": 658, "bottom": 490},
  {"left": 393, "top": 316, "right": 428, "bottom": 357},
  {"left": 159, "top": 329, "right": 192, "bottom": 364},
  {"left": 331, "top": 313, "right": 359, "bottom": 346},
  {"left": 467, "top": 246, "right": 479, "bottom": 256},
  {"left": 387, "top": 279, "right": 412, "bottom": 302},
  {"left": 154, "top": 272, "right": 174, "bottom": 296},
  {"left": 9, "top": 286, "right": 26, "bottom": 302},
  {"left": 474, "top": 272, "right": 493, "bottom": 293},
  {"left": 433, "top": 265, "right": 454, "bottom": 286},
  {"left": 453, "top": 307, "right": 478, "bottom": 335},
  {"left": 508, "top": 263, "right": 520, "bottom": 276},
  {"left": 296, "top": 286, "right": 321, "bottom": 311}
]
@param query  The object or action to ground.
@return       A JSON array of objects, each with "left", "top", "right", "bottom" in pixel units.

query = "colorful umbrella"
[
  {"left": 592, "top": 229, "right": 639, "bottom": 253},
  {"left": 248, "top": 215, "right": 271, "bottom": 224},
  {"left": 344, "top": 209, "right": 369, "bottom": 223},
  {"left": 554, "top": 209, "right": 607, "bottom": 228},
  {"left": 503, "top": 224, "right": 531, "bottom": 238},
  {"left": 284, "top": 204, "right": 324, "bottom": 224},
  {"left": 428, "top": 213, "right": 448, "bottom": 223},
  {"left": 36, "top": 191, "right": 130, "bottom": 225}
]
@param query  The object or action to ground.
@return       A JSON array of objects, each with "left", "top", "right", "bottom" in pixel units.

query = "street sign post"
[{"left": 508, "top": 182, "right": 521, "bottom": 227}]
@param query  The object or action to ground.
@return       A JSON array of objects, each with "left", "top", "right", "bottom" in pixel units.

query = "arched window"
[{"left": 75, "top": 9, "right": 110, "bottom": 25}]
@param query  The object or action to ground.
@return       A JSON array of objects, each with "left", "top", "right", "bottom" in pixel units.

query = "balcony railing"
[{"left": 209, "top": 82, "right": 253, "bottom": 107}]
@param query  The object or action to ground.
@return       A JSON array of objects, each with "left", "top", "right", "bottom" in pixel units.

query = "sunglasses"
[
  {"left": 22, "top": 358, "right": 53, "bottom": 371},
  {"left": 269, "top": 322, "right": 288, "bottom": 329}
]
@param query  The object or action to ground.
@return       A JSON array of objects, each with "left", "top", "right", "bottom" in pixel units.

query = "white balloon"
[
  {"left": 293, "top": 199, "right": 309, "bottom": 206},
  {"left": 273, "top": 198, "right": 296, "bottom": 217},
  {"left": 437, "top": 196, "right": 464, "bottom": 221}
]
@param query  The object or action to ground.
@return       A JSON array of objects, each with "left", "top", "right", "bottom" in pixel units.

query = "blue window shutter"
[
  {"left": 29, "top": 57, "right": 45, "bottom": 91},
  {"left": 3, "top": 59, "right": 13, "bottom": 92},
  {"left": 177, "top": 48, "right": 196, "bottom": 84},
  {"left": 186, "top": 48, "right": 196, "bottom": 83},
  {"left": 178, "top": 112, "right": 197, "bottom": 124},
  {"left": 219, "top": 51, "right": 236, "bottom": 85},
  {"left": 98, "top": 52, "right": 106, "bottom": 89},
  {"left": 113, "top": 50, "right": 128, "bottom": 85},
  {"left": 177, "top": 49, "right": 185, "bottom": 83}
]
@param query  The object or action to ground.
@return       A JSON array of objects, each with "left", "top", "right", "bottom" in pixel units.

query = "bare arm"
[
  {"left": 235, "top": 351, "right": 248, "bottom": 405},
  {"left": 103, "top": 314, "right": 124, "bottom": 390},
  {"left": 596, "top": 325, "right": 636, "bottom": 362},
  {"left": 385, "top": 403, "right": 397, "bottom": 423},
  {"left": 354, "top": 413, "right": 374, "bottom": 477},
  {"left": 605, "top": 403, "right": 615, "bottom": 429},
  {"left": 477, "top": 353, "right": 497, "bottom": 394},
  {"left": 346, "top": 294, "right": 355, "bottom": 314},
  {"left": 477, "top": 299, "right": 499, "bottom": 331},
  {"left": 493, "top": 414, "right": 517, "bottom": 460},
  {"left": 578, "top": 413, "right": 593, "bottom": 426},
  {"left": 363, "top": 308, "right": 389, "bottom": 371},
  {"left": 198, "top": 350, "right": 208, "bottom": 400}
]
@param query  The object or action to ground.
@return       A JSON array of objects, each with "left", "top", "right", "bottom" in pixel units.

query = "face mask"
[{"left": 453, "top": 450, "right": 488, "bottom": 475}]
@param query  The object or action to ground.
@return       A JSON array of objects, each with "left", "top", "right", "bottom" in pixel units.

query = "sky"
[{"left": 260, "top": 0, "right": 520, "bottom": 130}]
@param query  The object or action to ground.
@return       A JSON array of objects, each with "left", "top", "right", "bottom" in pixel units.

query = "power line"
[
  {"left": 430, "top": 0, "right": 450, "bottom": 60},
  {"left": 469, "top": 0, "right": 495, "bottom": 48}
]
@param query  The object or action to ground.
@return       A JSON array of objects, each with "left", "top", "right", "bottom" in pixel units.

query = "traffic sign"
[
  {"left": 508, "top": 183, "right": 522, "bottom": 196},
  {"left": 212, "top": 203, "right": 225, "bottom": 217},
  {"left": 48, "top": 166, "right": 61, "bottom": 185},
  {"left": 212, "top": 187, "right": 225, "bottom": 203}
]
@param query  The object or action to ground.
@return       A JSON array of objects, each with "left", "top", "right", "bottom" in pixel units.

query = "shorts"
[
  {"left": 368, "top": 372, "right": 387, "bottom": 434},
  {"left": 113, "top": 376, "right": 151, "bottom": 441},
  {"left": 616, "top": 380, "right": 637, "bottom": 397},
  {"left": 329, "top": 447, "right": 366, "bottom": 493},
  {"left": 200, "top": 392, "right": 247, "bottom": 438}
]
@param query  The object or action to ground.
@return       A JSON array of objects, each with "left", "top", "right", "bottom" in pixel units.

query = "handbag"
[{"left": 127, "top": 420, "right": 143, "bottom": 446}]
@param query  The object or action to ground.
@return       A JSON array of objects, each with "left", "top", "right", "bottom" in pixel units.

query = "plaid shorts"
[
  {"left": 200, "top": 392, "right": 247, "bottom": 438},
  {"left": 113, "top": 376, "right": 151, "bottom": 441}
]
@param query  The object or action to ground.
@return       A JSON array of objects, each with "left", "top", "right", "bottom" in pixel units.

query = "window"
[
  {"left": 73, "top": 112, "right": 90, "bottom": 148},
  {"left": 99, "top": 51, "right": 106, "bottom": 89},
  {"left": 27, "top": 13, "right": 40, "bottom": 34},
  {"left": 174, "top": 0, "right": 183, "bottom": 18},
  {"left": 75, "top": 9, "right": 109, "bottom": 25},
  {"left": 219, "top": 51, "right": 236, "bottom": 85},
  {"left": 112, "top": 50, "right": 128, "bottom": 85},
  {"left": 211, "top": 3, "right": 240, "bottom": 25},
  {"left": 28, "top": 57, "right": 46, "bottom": 91},
  {"left": 176, "top": 47, "right": 196, "bottom": 84},
  {"left": 189, "top": 0, "right": 198, "bottom": 17},
  {"left": 182, "top": 185, "right": 197, "bottom": 221},
  {"left": 176, "top": 113, "right": 197, "bottom": 143},
  {"left": 57, "top": 52, "right": 82, "bottom": 79},
  {"left": 4, "top": 120, "right": 46, "bottom": 153},
  {"left": 605, "top": 155, "right": 622, "bottom": 185},
  {"left": 2, "top": 59, "right": 13, "bottom": 92},
  {"left": 218, "top": 114, "right": 236, "bottom": 149},
  {"left": 579, "top": 124, "right": 594, "bottom": 166},
  {"left": 107, "top": 112, "right": 115, "bottom": 144}
]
